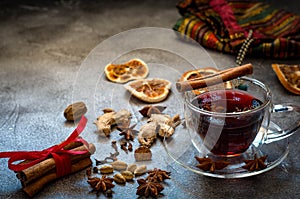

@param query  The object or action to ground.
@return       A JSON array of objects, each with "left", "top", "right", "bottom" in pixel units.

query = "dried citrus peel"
[
  {"left": 104, "top": 58, "right": 149, "bottom": 83},
  {"left": 124, "top": 78, "right": 171, "bottom": 103},
  {"left": 272, "top": 64, "right": 300, "bottom": 95}
]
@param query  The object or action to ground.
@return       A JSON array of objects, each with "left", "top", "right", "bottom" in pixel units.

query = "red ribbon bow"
[{"left": 0, "top": 116, "right": 89, "bottom": 177}]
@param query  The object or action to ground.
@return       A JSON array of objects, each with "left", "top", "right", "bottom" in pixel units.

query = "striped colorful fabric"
[{"left": 173, "top": 0, "right": 300, "bottom": 58}]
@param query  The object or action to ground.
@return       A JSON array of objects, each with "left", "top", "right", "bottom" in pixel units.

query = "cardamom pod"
[
  {"left": 64, "top": 101, "right": 87, "bottom": 121},
  {"left": 126, "top": 163, "right": 137, "bottom": 173},
  {"left": 99, "top": 165, "right": 114, "bottom": 174},
  {"left": 134, "top": 165, "right": 147, "bottom": 176},
  {"left": 121, "top": 170, "right": 134, "bottom": 181},
  {"left": 110, "top": 160, "right": 128, "bottom": 171},
  {"left": 114, "top": 173, "right": 126, "bottom": 184}
]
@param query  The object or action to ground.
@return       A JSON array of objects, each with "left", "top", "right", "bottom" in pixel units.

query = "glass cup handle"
[{"left": 265, "top": 103, "right": 300, "bottom": 143}]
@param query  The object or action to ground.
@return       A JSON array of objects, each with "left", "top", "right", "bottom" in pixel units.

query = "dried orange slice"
[
  {"left": 179, "top": 67, "right": 232, "bottom": 94},
  {"left": 272, "top": 64, "right": 300, "bottom": 95},
  {"left": 124, "top": 78, "right": 171, "bottom": 103},
  {"left": 104, "top": 58, "right": 149, "bottom": 83}
]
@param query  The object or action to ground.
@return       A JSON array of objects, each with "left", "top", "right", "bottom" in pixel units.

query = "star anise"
[
  {"left": 87, "top": 175, "right": 115, "bottom": 194},
  {"left": 117, "top": 123, "right": 138, "bottom": 141},
  {"left": 136, "top": 178, "right": 164, "bottom": 197},
  {"left": 242, "top": 154, "right": 267, "bottom": 171},
  {"left": 146, "top": 168, "right": 171, "bottom": 182},
  {"left": 139, "top": 105, "right": 166, "bottom": 117},
  {"left": 195, "top": 156, "right": 230, "bottom": 172}
]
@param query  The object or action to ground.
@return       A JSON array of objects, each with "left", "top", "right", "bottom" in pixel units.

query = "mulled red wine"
[{"left": 190, "top": 90, "right": 263, "bottom": 156}]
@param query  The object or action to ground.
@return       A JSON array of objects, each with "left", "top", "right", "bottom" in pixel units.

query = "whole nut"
[
  {"left": 99, "top": 165, "right": 114, "bottom": 174},
  {"left": 114, "top": 173, "right": 126, "bottom": 184},
  {"left": 64, "top": 102, "right": 87, "bottom": 121},
  {"left": 134, "top": 146, "right": 152, "bottom": 161},
  {"left": 110, "top": 160, "right": 128, "bottom": 171},
  {"left": 127, "top": 164, "right": 137, "bottom": 173},
  {"left": 134, "top": 165, "right": 147, "bottom": 176},
  {"left": 121, "top": 170, "right": 134, "bottom": 181}
]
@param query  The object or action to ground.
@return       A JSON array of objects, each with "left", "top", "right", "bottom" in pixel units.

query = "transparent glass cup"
[{"left": 184, "top": 77, "right": 300, "bottom": 158}]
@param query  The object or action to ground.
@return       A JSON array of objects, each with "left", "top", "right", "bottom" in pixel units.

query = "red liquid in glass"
[{"left": 191, "top": 90, "right": 263, "bottom": 156}]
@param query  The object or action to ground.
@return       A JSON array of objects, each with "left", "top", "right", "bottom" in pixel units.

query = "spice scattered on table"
[
  {"left": 134, "top": 165, "right": 148, "bottom": 176},
  {"left": 87, "top": 175, "right": 115, "bottom": 196},
  {"left": 146, "top": 168, "right": 171, "bottom": 182},
  {"left": 64, "top": 101, "right": 87, "bottom": 122},
  {"left": 134, "top": 146, "right": 152, "bottom": 161},
  {"left": 110, "top": 160, "right": 128, "bottom": 171},
  {"left": 138, "top": 113, "right": 180, "bottom": 147},
  {"left": 136, "top": 178, "right": 164, "bottom": 197},
  {"left": 136, "top": 168, "right": 171, "bottom": 197},
  {"left": 90, "top": 105, "right": 175, "bottom": 197},
  {"left": 117, "top": 123, "right": 138, "bottom": 141},
  {"left": 99, "top": 165, "right": 114, "bottom": 174},
  {"left": 94, "top": 109, "right": 131, "bottom": 137},
  {"left": 139, "top": 105, "right": 167, "bottom": 117}
]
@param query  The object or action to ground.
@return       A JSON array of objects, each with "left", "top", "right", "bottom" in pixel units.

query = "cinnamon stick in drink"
[
  {"left": 176, "top": 63, "right": 253, "bottom": 92},
  {"left": 22, "top": 157, "right": 92, "bottom": 197},
  {"left": 17, "top": 143, "right": 96, "bottom": 186}
]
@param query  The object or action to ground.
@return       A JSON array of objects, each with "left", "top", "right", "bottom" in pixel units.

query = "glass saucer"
[{"left": 163, "top": 121, "right": 289, "bottom": 178}]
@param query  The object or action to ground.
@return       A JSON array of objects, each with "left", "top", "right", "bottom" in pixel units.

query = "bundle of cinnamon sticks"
[{"left": 17, "top": 141, "right": 95, "bottom": 197}]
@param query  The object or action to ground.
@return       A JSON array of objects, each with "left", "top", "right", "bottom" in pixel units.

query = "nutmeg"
[{"left": 64, "top": 101, "right": 87, "bottom": 121}]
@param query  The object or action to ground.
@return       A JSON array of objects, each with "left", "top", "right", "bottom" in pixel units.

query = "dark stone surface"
[{"left": 0, "top": 1, "right": 299, "bottom": 199}]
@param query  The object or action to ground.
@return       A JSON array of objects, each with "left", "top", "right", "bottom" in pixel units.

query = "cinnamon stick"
[
  {"left": 17, "top": 143, "right": 96, "bottom": 186},
  {"left": 16, "top": 139, "right": 84, "bottom": 166},
  {"left": 22, "top": 157, "right": 92, "bottom": 198},
  {"left": 176, "top": 63, "right": 253, "bottom": 92}
]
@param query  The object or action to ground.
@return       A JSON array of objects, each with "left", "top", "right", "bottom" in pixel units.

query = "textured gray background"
[{"left": 0, "top": 0, "right": 299, "bottom": 198}]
